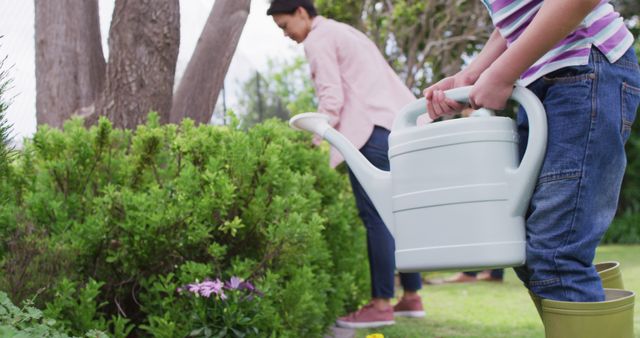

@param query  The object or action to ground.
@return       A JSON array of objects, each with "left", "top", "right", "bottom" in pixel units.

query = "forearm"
[
  {"left": 422, "top": 30, "right": 507, "bottom": 118},
  {"left": 460, "top": 29, "right": 508, "bottom": 83},
  {"left": 486, "top": 0, "right": 600, "bottom": 84},
  {"left": 306, "top": 44, "right": 343, "bottom": 127},
  {"left": 315, "top": 81, "right": 343, "bottom": 127}
]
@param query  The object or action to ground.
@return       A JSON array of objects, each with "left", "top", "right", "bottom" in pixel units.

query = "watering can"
[{"left": 289, "top": 86, "right": 547, "bottom": 272}]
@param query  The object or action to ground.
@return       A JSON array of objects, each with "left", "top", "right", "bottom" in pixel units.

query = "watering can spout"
[{"left": 290, "top": 113, "right": 395, "bottom": 234}]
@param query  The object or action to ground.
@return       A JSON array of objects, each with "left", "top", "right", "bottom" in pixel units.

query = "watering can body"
[{"left": 290, "top": 86, "right": 547, "bottom": 272}]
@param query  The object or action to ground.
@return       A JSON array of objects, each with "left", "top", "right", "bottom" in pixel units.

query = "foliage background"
[{"left": 0, "top": 115, "right": 370, "bottom": 337}]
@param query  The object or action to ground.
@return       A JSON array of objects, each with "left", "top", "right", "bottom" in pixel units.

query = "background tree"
[
  {"left": 170, "top": 0, "right": 251, "bottom": 125},
  {"left": 612, "top": 0, "right": 640, "bottom": 23},
  {"left": 0, "top": 43, "right": 13, "bottom": 176},
  {"left": 238, "top": 72, "right": 290, "bottom": 128},
  {"left": 35, "top": 0, "right": 250, "bottom": 129},
  {"left": 238, "top": 57, "right": 316, "bottom": 128},
  {"left": 35, "top": 0, "right": 105, "bottom": 128},
  {"left": 93, "top": 0, "right": 180, "bottom": 129},
  {"left": 315, "top": 0, "right": 492, "bottom": 92}
]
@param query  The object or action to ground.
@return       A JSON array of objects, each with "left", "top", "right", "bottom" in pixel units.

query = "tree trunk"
[
  {"left": 35, "top": 0, "right": 105, "bottom": 128},
  {"left": 170, "top": 0, "right": 250, "bottom": 124},
  {"left": 94, "top": 0, "right": 180, "bottom": 129}
]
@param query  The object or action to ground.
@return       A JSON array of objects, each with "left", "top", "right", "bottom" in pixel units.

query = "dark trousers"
[
  {"left": 464, "top": 269, "right": 504, "bottom": 278},
  {"left": 347, "top": 126, "right": 422, "bottom": 298}
]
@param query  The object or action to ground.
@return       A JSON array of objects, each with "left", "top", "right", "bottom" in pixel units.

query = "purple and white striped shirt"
[{"left": 481, "top": 0, "right": 634, "bottom": 86}]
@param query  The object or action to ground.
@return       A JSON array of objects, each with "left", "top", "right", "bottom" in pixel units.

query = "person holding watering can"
[
  {"left": 424, "top": 1, "right": 640, "bottom": 337},
  {"left": 267, "top": 0, "right": 425, "bottom": 329}
]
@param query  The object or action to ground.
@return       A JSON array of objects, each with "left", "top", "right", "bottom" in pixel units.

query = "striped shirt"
[{"left": 481, "top": 0, "right": 635, "bottom": 86}]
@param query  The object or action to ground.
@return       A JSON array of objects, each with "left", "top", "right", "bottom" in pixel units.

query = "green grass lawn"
[{"left": 355, "top": 245, "right": 640, "bottom": 338}]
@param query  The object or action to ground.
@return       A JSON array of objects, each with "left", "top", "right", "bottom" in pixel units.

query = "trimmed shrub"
[{"left": 0, "top": 115, "right": 369, "bottom": 337}]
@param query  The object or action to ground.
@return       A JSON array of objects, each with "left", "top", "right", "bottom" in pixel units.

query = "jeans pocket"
[
  {"left": 543, "top": 64, "right": 595, "bottom": 84},
  {"left": 621, "top": 82, "right": 640, "bottom": 142}
]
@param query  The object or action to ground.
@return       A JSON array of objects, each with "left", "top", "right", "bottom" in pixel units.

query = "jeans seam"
[
  {"left": 529, "top": 277, "right": 560, "bottom": 287},
  {"left": 536, "top": 171, "right": 581, "bottom": 185},
  {"left": 592, "top": 48, "right": 604, "bottom": 62},
  {"left": 622, "top": 81, "right": 640, "bottom": 94},
  {"left": 552, "top": 53, "right": 598, "bottom": 300},
  {"left": 542, "top": 72, "right": 595, "bottom": 84}
]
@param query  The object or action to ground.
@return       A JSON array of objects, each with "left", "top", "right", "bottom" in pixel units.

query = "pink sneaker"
[
  {"left": 335, "top": 303, "right": 395, "bottom": 329},
  {"left": 393, "top": 296, "right": 425, "bottom": 318}
]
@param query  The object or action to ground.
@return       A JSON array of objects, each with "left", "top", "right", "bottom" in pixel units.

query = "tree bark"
[
  {"left": 94, "top": 0, "right": 180, "bottom": 129},
  {"left": 170, "top": 0, "right": 250, "bottom": 124},
  {"left": 35, "top": 0, "right": 105, "bottom": 128}
]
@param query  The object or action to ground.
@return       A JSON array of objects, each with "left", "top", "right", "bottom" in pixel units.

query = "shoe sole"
[
  {"left": 394, "top": 310, "right": 426, "bottom": 318},
  {"left": 335, "top": 319, "right": 395, "bottom": 329}
]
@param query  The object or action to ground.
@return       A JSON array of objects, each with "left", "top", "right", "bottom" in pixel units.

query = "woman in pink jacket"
[{"left": 268, "top": 0, "right": 424, "bottom": 329}]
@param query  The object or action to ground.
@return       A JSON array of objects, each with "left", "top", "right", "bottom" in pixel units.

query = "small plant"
[
  {"left": 0, "top": 291, "right": 108, "bottom": 338},
  {"left": 43, "top": 278, "right": 108, "bottom": 335},
  {"left": 177, "top": 277, "right": 263, "bottom": 338}
]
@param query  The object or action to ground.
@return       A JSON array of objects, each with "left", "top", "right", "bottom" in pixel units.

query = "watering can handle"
[
  {"left": 393, "top": 85, "right": 548, "bottom": 217},
  {"left": 392, "top": 86, "right": 474, "bottom": 130}
]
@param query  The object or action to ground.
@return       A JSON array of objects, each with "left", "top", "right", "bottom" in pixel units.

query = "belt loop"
[{"left": 591, "top": 47, "right": 604, "bottom": 63}]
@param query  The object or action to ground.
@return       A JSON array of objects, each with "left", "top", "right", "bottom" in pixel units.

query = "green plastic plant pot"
[{"left": 541, "top": 289, "right": 635, "bottom": 338}]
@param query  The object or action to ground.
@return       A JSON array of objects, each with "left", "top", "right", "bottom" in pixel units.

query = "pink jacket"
[{"left": 303, "top": 16, "right": 416, "bottom": 168}]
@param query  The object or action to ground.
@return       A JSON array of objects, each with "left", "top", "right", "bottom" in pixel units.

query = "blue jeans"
[
  {"left": 514, "top": 47, "right": 640, "bottom": 302},
  {"left": 347, "top": 126, "right": 423, "bottom": 299}
]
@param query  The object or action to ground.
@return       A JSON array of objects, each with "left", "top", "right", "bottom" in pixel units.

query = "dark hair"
[{"left": 266, "top": 0, "right": 317, "bottom": 17}]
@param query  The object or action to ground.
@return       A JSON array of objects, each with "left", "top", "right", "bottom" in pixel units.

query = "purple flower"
[
  {"left": 179, "top": 279, "right": 227, "bottom": 299},
  {"left": 198, "top": 279, "right": 225, "bottom": 298},
  {"left": 239, "top": 281, "right": 263, "bottom": 297},
  {"left": 187, "top": 283, "right": 201, "bottom": 294},
  {"left": 238, "top": 281, "right": 254, "bottom": 291},
  {"left": 226, "top": 276, "right": 242, "bottom": 290},
  {"left": 178, "top": 277, "right": 263, "bottom": 300}
]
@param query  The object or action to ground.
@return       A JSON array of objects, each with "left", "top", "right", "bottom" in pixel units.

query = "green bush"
[
  {"left": 0, "top": 115, "right": 369, "bottom": 337},
  {"left": 0, "top": 291, "right": 107, "bottom": 338},
  {"left": 603, "top": 211, "right": 640, "bottom": 244}
]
